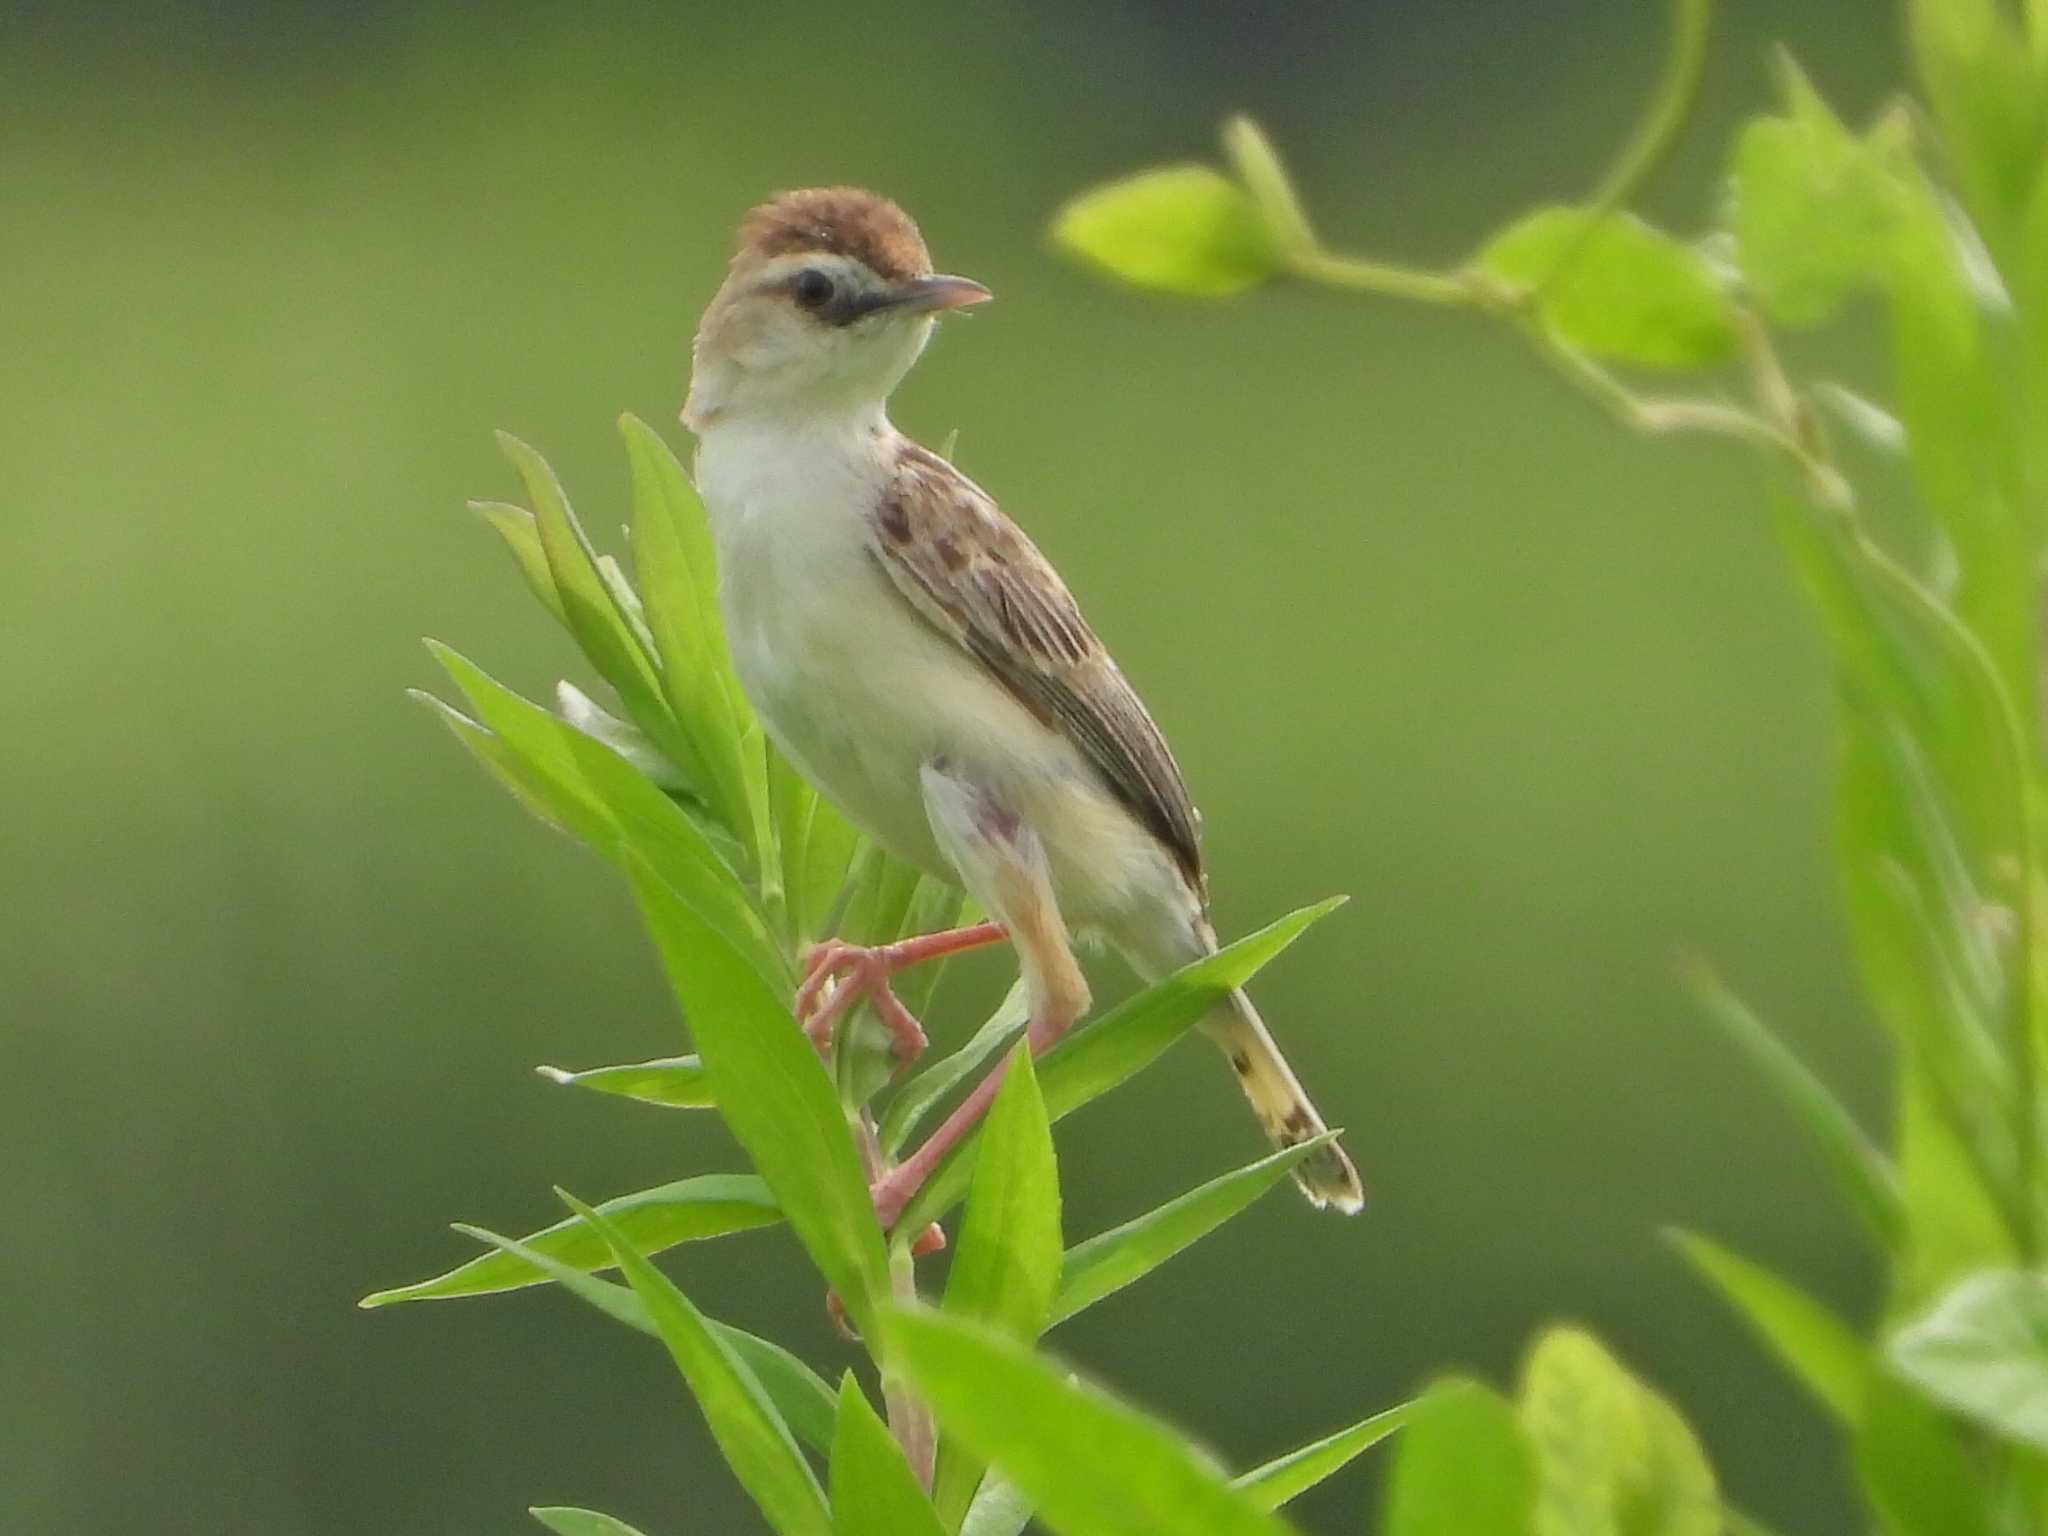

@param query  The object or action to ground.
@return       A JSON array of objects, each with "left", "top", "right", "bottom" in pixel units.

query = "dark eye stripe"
[{"left": 778, "top": 271, "right": 896, "bottom": 328}]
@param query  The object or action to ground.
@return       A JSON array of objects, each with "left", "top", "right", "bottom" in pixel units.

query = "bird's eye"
[{"left": 792, "top": 269, "right": 836, "bottom": 309}]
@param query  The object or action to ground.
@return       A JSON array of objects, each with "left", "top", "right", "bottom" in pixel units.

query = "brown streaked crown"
[{"left": 735, "top": 187, "right": 932, "bottom": 283}]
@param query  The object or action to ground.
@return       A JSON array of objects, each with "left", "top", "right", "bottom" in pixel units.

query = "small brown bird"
[{"left": 683, "top": 187, "right": 1362, "bottom": 1225}]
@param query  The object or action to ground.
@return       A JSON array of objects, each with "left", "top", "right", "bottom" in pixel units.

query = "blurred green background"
[{"left": 3, "top": 2, "right": 1911, "bottom": 1531}]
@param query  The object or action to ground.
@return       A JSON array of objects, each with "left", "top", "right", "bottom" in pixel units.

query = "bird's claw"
[{"left": 793, "top": 939, "right": 929, "bottom": 1065}]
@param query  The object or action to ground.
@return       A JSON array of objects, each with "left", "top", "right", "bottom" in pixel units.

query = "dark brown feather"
[
  {"left": 870, "top": 442, "right": 1207, "bottom": 893},
  {"left": 736, "top": 187, "right": 931, "bottom": 283}
]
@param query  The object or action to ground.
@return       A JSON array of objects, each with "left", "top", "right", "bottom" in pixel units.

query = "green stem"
[
  {"left": 1534, "top": 0, "right": 1714, "bottom": 298},
  {"left": 1847, "top": 531, "right": 2042, "bottom": 1262},
  {"left": 1281, "top": 249, "right": 1476, "bottom": 306}
]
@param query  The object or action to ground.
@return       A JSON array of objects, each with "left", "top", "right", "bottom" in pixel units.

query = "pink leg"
[
  {"left": 870, "top": 1005, "right": 1079, "bottom": 1230},
  {"left": 793, "top": 922, "right": 1006, "bottom": 1063}
]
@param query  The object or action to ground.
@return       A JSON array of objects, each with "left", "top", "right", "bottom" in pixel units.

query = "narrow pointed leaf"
[
  {"left": 1052, "top": 1134, "right": 1339, "bottom": 1326},
  {"left": 830, "top": 1375, "right": 947, "bottom": 1536},
  {"left": 942, "top": 1045, "right": 1062, "bottom": 1342},
  {"left": 496, "top": 432, "right": 697, "bottom": 779},
  {"left": 1679, "top": 964, "right": 1903, "bottom": 1249},
  {"left": 1232, "top": 1397, "right": 1418, "bottom": 1509},
  {"left": 894, "top": 898, "right": 1343, "bottom": 1238},
  {"left": 537, "top": 1055, "right": 715, "bottom": 1109},
  {"left": 935, "top": 1046, "right": 1063, "bottom": 1527},
  {"left": 883, "top": 1307, "right": 1296, "bottom": 1536},
  {"left": 474, "top": 500, "right": 567, "bottom": 624},
  {"left": 359, "top": 1174, "right": 778, "bottom": 1306},
  {"left": 625, "top": 853, "right": 892, "bottom": 1340},
  {"left": 531, "top": 1509, "right": 652, "bottom": 1536},
  {"left": 1382, "top": 1378, "right": 1533, "bottom": 1536},
  {"left": 622, "top": 413, "right": 761, "bottom": 860},
  {"left": 1668, "top": 1229, "right": 1871, "bottom": 1423},
  {"left": 1890, "top": 1268, "right": 2048, "bottom": 1450},
  {"left": 428, "top": 643, "right": 785, "bottom": 989},
  {"left": 959, "top": 1473, "right": 1033, "bottom": 1536},
  {"left": 418, "top": 1222, "right": 839, "bottom": 1456},
  {"left": 562, "top": 1191, "right": 831, "bottom": 1536}
]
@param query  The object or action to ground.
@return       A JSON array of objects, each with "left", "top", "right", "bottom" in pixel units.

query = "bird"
[{"left": 682, "top": 186, "right": 1363, "bottom": 1228}]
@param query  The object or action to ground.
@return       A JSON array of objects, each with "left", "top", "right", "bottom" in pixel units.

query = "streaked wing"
[{"left": 869, "top": 441, "right": 1205, "bottom": 891}]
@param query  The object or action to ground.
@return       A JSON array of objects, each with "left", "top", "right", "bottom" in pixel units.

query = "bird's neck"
[{"left": 691, "top": 402, "right": 903, "bottom": 539}]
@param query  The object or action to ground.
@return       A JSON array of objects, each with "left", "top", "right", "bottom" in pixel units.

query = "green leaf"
[
  {"left": 1475, "top": 207, "right": 1738, "bottom": 368},
  {"left": 1678, "top": 962, "right": 1903, "bottom": 1248},
  {"left": 1907, "top": 0, "right": 2046, "bottom": 251},
  {"left": 943, "top": 1045, "right": 1062, "bottom": 1341},
  {"left": 427, "top": 645, "right": 786, "bottom": 990},
  {"left": 625, "top": 853, "right": 893, "bottom": 1340},
  {"left": 1382, "top": 1378, "right": 1534, "bottom": 1536},
  {"left": 1517, "top": 1328, "right": 1717, "bottom": 1536},
  {"left": 621, "top": 413, "right": 766, "bottom": 864},
  {"left": 882, "top": 1306, "right": 1297, "bottom": 1536},
  {"left": 1051, "top": 166, "right": 1280, "bottom": 298},
  {"left": 934, "top": 1046, "right": 1063, "bottom": 1527},
  {"left": 1890, "top": 1268, "right": 2048, "bottom": 1450},
  {"left": 531, "top": 1509, "right": 652, "bottom": 1536},
  {"left": 495, "top": 432, "right": 697, "bottom": 782},
  {"left": 441, "top": 1220, "right": 840, "bottom": 1457},
  {"left": 1667, "top": 1229, "right": 1872, "bottom": 1423},
  {"left": 1051, "top": 1134, "right": 1340, "bottom": 1326},
  {"left": 1724, "top": 68, "right": 1903, "bottom": 326},
  {"left": 562, "top": 1191, "right": 832, "bottom": 1536},
  {"left": 893, "top": 898, "right": 1343, "bottom": 1238},
  {"left": 1232, "top": 1397, "right": 1418, "bottom": 1510},
  {"left": 537, "top": 1055, "right": 715, "bottom": 1109},
  {"left": 830, "top": 1374, "right": 947, "bottom": 1536},
  {"left": 958, "top": 1474, "right": 1033, "bottom": 1536},
  {"left": 474, "top": 500, "right": 567, "bottom": 625},
  {"left": 1854, "top": 1373, "right": 1996, "bottom": 1536},
  {"left": 359, "top": 1174, "right": 779, "bottom": 1306}
]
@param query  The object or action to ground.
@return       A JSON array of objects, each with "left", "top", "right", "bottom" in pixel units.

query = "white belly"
[{"left": 695, "top": 417, "right": 1188, "bottom": 939}]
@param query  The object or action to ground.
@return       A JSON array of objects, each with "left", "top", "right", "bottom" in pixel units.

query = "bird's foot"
[
  {"left": 791, "top": 922, "right": 1007, "bottom": 1065},
  {"left": 794, "top": 940, "right": 930, "bottom": 1065}
]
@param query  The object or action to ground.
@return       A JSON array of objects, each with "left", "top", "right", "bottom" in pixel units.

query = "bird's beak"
[{"left": 889, "top": 274, "right": 993, "bottom": 314}]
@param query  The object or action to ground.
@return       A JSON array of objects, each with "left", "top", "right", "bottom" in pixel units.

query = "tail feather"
[{"left": 1205, "top": 988, "right": 1365, "bottom": 1213}]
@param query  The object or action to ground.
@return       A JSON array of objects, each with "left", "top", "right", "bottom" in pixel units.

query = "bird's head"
[{"left": 684, "top": 187, "right": 990, "bottom": 431}]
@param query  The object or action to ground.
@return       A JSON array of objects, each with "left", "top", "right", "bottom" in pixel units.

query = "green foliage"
[
  {"left": 1668, "top": 1230, "right": 1871, "bottom": 1424},
  {"left": 565, "top": 1190, "right": 832, "bottom": 1536},
  {"left": 883, "top": 1306, "right": 1296, "bottom": 1536},
  {"left": 1518, "top": 1328, "right": 1718, "bottom": 1536},
  {"left": 1049, "top": 166, "right": 1279, "bottom": 297},
  {"left": 1678, "top": 965, "right": 1902, "bottom": 1247},
  {"left": 1050, "top": 1134, "right": 1341, "bottom": 1326},
  {"left": 1724, "top": 56, "right": 1905, "bottom": 327},
  {"left": 1475, "top": 207, "right": 1739, "bottom": 368},
  {"left": 536, "top": 1054, "right": 715, "bottom": 1109},
  {"left": 1380, "top": 1379, "right": 1533, "bottom": 1536},
  {"left": 1891, "top": 1268, "right": 2048, "bottom": 1450},
  {"left": 386, "top": 2, "right": 2048, "bottom": 1530},
  {"left": 360, "top": 1174, "right": 778, "bottom": 1306},
  {"left": 1231, "top": 1399, "right": 1420, "bottom": 1511},
  {"left": 832, "top": 1376, "right": 949, "bottom": 1536},
  {"left": 933, "top": 1046, "right": 1063, "bottom": 1527},
  {"left": 530, "top": 1509, "right": 654, "bottom": 1536}
]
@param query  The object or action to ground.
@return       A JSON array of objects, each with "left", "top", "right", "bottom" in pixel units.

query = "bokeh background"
[{"left": 4, "top": 2, "right": 1911, "bottom": 1531}]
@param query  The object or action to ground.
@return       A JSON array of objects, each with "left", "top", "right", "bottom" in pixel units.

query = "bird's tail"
[{"left": 1203, "top": 987, "right": 1365, "bottom": 1213}]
